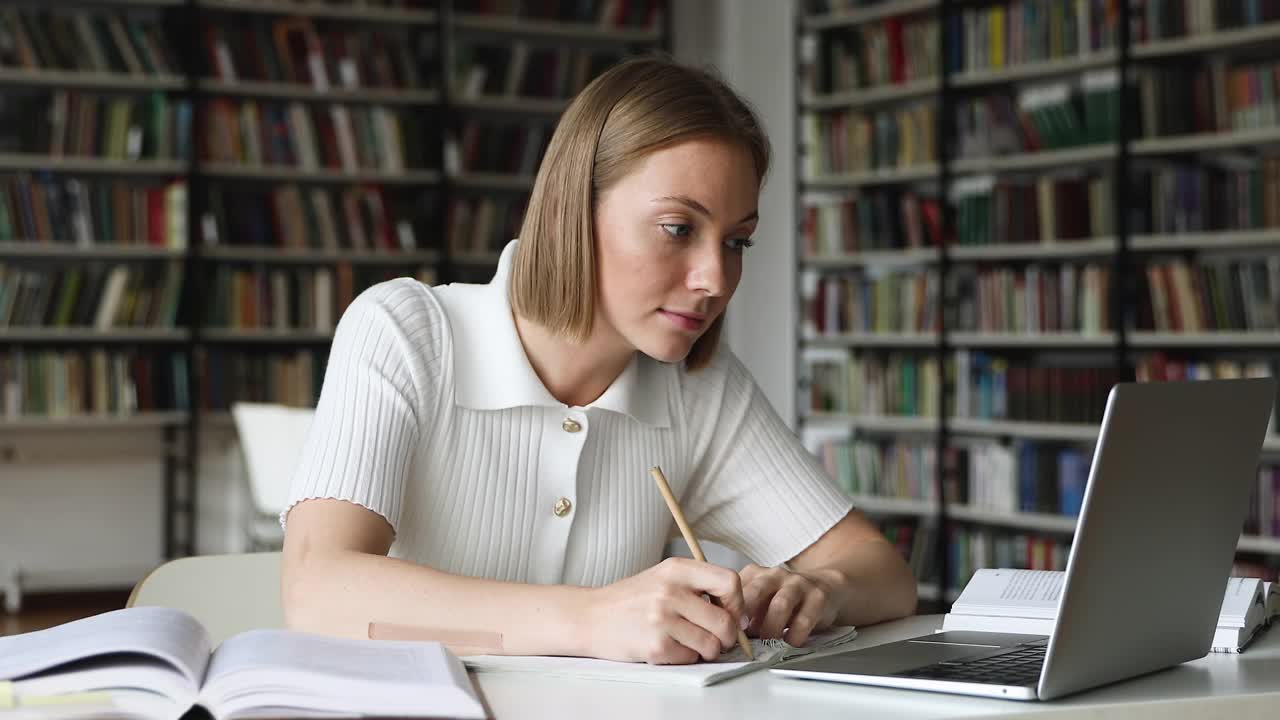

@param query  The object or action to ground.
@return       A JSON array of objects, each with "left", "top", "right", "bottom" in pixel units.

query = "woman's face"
[{"left": 593, "top": 137, "right": 760, "bottom": 363}]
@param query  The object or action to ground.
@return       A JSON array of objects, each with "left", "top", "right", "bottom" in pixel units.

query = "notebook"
[
  {"left": 462, "top": 625, "right": 858, "bottom": 686},
  {"left": 0, "top": 607, "right": 485, "bottom": 719}
]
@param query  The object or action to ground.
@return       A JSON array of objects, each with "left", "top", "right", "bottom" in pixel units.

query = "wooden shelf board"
[
  {"left": 198, "top": 0, "right": 438, "bottom": 23},
  {"left": 452, "top": 12, "right": 660, "bottom": 43}
]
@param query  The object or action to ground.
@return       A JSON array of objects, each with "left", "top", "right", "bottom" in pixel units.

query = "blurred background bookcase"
[
  {"left": 796, "top": 0, "right": 1280, "bottom": 609},
  {"left": 0, "top": 0, "right": 668, "bottom": 584}
]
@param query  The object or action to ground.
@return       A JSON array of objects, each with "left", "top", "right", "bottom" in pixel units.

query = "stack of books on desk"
[{"left": 942, "top": 569, "right": 1280, "bottom": 653}]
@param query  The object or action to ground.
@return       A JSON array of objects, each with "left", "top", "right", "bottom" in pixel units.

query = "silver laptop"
[{"left": 773, "top": 378, "right": 1276, "bottom": 701}]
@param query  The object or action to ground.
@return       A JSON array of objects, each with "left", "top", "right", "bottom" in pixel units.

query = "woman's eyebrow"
[{"left": 652, "top": 195, "right": 759, "bottom": 224}]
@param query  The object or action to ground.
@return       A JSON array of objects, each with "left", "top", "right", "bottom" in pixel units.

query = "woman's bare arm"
[
  {"left": 282, "top": 499, "right": 595, "bottom": 656},
  {"left": 786, "top": 510, "right": 919, "bottom": 626},
  {"left": 281, "top": 498, "right": 749, "bottom": 663},
  {"left": 738, "top": 510, "right": 919, "bottom": 646}
]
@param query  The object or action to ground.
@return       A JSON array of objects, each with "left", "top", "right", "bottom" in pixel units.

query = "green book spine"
[
  {"left": 30, "top": 353, "right": 45, "bottom": 415},
  {"left": 54, "top": 269, "right": 80, "bottom": 326},
  {"left": 0, "top": 182, "right": 13, "bottom": 240},
  {"left": 125, "top": 19, "right": 156, "bottom": 74},
  {"left": 172, "top": 352, "right": 188, "bottom": 411},
  {"left": 1250, "top": 167, "right": 1263, "bottom": 228},
  {"left": 904, "top": 355, "right": 917, "bottom": 415}
]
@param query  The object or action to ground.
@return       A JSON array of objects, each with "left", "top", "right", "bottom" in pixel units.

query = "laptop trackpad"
[{"left": 785, "top": 633, "right": 1023, "bottom": 676}]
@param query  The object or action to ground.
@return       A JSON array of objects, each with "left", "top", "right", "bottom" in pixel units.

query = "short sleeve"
[
  {"left": 279, "top": 278, "right": 444, "bottom": 535},
  {"left": 679, "top": 349, "right": 854, "bottom": 567}
]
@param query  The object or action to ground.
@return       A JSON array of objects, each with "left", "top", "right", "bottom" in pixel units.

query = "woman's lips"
[{"left": 660, "top": 309, "right": 705, "bottom": 331}]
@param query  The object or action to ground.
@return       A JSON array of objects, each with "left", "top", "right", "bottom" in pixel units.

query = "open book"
[
  {"left": 0, "top": 607, "right": 486, "bottom": 719},
  {"left": 942, "top": 569, "right": 1279, "bottom": 653},
  {"left": 462, "top": 625, "right": 858, "bottom": 687}
]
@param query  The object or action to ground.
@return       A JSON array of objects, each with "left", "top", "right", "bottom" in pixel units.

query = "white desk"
[{"left": 474, "top": 615, "right": 1280, "bottom": 720}]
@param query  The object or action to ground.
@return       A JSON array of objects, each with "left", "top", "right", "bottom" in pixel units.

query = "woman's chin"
[{"left": 637, "top": 337, "right": 694, "bottom": 364}]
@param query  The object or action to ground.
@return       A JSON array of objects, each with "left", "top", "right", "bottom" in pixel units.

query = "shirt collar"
[{"left": 437, "top": 240, "right": 674, "bottom": 428}]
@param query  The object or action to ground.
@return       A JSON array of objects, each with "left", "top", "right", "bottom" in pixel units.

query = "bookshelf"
[
  {"left": 0, "top": 0, "right": 669, "bottom": 605},
  {"left": 0, "top": 0, "right": 194, "bottom": 564},
  {"left": 443, "top": 0, "right": 666, "bottom": 265},
  {"left": 797, "top": 0, "right": 1280, "bottom": 605}
]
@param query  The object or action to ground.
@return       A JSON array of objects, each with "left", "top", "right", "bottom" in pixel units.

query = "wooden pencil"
[{"left": 649, "top": 465, "right": 754, "bottom": 661}]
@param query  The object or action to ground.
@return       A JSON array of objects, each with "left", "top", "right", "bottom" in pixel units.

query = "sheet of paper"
[{"left": 463, "top": 626, "right": 858, "bottom": 687}]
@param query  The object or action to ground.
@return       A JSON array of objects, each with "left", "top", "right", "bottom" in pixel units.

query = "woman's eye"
[
  {"left": 726, "top": 237, "right": 755, "bottom": 252},
  {"left": 661, "top": 223, "right": 692, "bottom": 238}
]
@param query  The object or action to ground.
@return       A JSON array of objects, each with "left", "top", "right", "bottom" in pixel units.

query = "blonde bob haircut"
[{"left": 509, "top": 56, "right": 770, "bottom": 372}]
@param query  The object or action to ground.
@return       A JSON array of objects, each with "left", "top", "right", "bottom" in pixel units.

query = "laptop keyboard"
[{"left": 899, "top": 642, "right": 1047, "bottom": 687}]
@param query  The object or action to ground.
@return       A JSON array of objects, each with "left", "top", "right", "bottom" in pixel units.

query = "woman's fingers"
[
  {"left": 758, "top": 581, "right": 806, "bottom": 640},
  {"left": 659, "top": 557, "right": 747, "bottom": 623},
  {"left": 662, "top": 615, "right": 727, "bottom": 663},
  {"left": 782, "top": 585, "right": 828, "bottom": 647},
  {"left": 740, "top": 565, "right": 784, "bottom": 635},
  {"left": 673, "top": 589, "right": 741, "bottom": 651}
]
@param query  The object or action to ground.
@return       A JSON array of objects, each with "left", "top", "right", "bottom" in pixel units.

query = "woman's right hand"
[{"left": 582, "top": 557, "right": 749, "bottom": 665}]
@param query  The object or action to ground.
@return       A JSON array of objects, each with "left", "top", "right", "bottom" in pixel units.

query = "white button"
[
  {"left": 553, "top": 497, "right": 573, "bottom": 517},
  {"left": 562, "top": 418, "right": 582, "bottom": 433}
]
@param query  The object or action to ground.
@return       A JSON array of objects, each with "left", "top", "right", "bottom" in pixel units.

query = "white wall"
[
  {"left": 0, "top": 426, "right": 248, "bottom": 607},
  {"left": 674, "top": 0, "right": 798, "bottom": 424},
  {"left": 0, "top": 0, "right": 799, "bottom": 602}
]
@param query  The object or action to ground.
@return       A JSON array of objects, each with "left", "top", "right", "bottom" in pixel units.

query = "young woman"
[{"left": 281, "top": 57, "right": 916, "bottom": 665}]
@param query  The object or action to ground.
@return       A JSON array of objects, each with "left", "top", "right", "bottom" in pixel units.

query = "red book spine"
[
  {"left": 146, "top": 187, "right": 164, "bottom": 247},
  {"left": 886, "top": 18, "right": 905, "bottom": 84}
]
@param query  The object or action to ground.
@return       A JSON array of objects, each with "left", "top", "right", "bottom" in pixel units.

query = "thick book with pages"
[
  {"left": 463, "top": 625, "right": 859, "bottom": 686},
  {"left": 942, "top": 569, "right": 1279, "bottom": 653},
  {"left": 0, "top": 607, "right": 486, "bottom": 719}
]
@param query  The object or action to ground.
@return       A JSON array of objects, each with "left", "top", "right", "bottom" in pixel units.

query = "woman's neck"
[{"left": 513, "top": 312, "right": 634, "bottom": 408}]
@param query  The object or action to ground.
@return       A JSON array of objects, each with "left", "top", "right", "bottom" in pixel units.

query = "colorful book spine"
[
  {"left": 952, "top": 351, "right": 1117, "bottom": 424},
  {"left": 803, "top": 348, "right": 941, "bottom": 417},
  {"left": 194, "top": 348, "right": 326, "bottom": 410},
  {"left": 801, "top": 269, "right": 940, "bottom": 335},
  {"left": 0, "top": 349, "right": 188, "bottom": 417},
  {"left": 0, "top": 261, "right": 183, "bottom": 329},
  {"left": 801, "top": 102, "right": 938, "bottom": 177},
  {"left": 802, "top": 190, "right": 943, "bottom": 255}
]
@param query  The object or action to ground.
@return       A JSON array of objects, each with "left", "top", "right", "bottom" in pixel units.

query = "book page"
[
  {"left": 0, "top": 607, "right": 210, "bottom": 692},
  {"left": 950, "top": 569, "right": 1063, "bottom": 619},
  {"left": 463, "top": 626, "right": 858, "bottom": 687},
  {"left": 199, "top": 629, "right": 483, "bottom": 720}
]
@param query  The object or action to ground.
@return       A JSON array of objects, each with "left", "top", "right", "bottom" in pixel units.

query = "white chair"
[
  {"left": 231, "top": 403, "right": 315, "bottom": 551},
  {"left": 127, "top": 552, "right": 285, "bottom": 647}
]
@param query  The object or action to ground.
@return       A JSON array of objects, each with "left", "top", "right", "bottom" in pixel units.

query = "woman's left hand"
[{"left": 739, "top": 563, "right": 843, "bottom": 647}]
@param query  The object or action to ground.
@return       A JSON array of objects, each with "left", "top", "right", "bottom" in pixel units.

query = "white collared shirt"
[{"left": 283, "top": 241, "right": 853, "bottom": 586}]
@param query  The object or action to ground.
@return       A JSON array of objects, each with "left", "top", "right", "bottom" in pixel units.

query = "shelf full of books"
[
  {"left": 0, "top": 0, "right": 668, "bottom": 418},
  {"left": 0, "top": 0, "right": 668, "bottom": 579},
  {"left": 797, "top": 0, "right": 1280, "bottom": 600}
]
